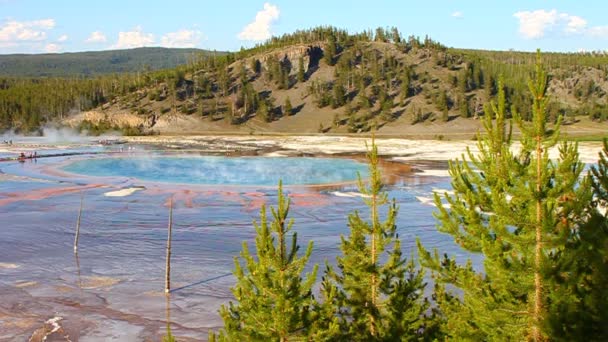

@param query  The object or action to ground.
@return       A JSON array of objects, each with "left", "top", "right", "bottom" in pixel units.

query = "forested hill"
[
  {"left": 2, "top": 27, "right": 608, "bottom": 135},
  {"left": 0, "top": 47, "right": 224, "bottom": 77}
]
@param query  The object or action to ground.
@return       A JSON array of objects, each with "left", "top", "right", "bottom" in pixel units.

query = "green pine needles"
[
  {"left": 214, "top": 181, "right": 318, "bottom": 341},
  {"left": 545, "top": 138, "right": 608, "bottom": 340},
  {"left": 417, "top": 51, "right": 600, "bottom": 341},
  {"left": 214, "top": 141, "right": 431, "bottom": 341},
  {"left": 312, "top": 139, "right": 430, "bottom": 341}
]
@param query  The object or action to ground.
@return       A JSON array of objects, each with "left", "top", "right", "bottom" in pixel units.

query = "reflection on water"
[
  {"left": 0, "top": 149, "right": 474, "bottom": 340},
  {"left": 74, "top": 252, "right": 83, "bottom": 291},
  {"left": 164, "top": 294, "right": 175, "bottom": 342}
]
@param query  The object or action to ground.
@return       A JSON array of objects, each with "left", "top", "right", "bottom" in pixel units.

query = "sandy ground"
[{"left": 125, "top": 135, "right": 606, "bottom": 164}]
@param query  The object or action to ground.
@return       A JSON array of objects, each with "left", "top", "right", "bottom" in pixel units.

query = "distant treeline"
[{"left": 0, "top": 47, "right": 223, "bottom": 77}]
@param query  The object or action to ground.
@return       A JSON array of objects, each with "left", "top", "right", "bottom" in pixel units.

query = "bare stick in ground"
[
  {"left": 73, "top": 192, "right": 84, "bottom": 254},
  {"left": 165, "top": 196, "right": 174, "bottom": 294}
]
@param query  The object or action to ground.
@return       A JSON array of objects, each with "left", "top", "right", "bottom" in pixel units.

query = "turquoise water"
[{"left": 62, "top": 156, "right": 369, "bottom": 186}]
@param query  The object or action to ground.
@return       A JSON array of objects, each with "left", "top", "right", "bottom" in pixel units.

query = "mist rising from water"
[{"left": 1, "top": 126, "right": 121, "bottom": 145}]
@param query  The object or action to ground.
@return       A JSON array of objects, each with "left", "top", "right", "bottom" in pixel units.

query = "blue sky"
[{"left": 1, "top": 0, "right": 607, "bottom": 54}]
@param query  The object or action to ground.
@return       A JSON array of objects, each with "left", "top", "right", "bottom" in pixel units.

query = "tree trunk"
[
  {"left": 73, "top": 193, "right": 84, "bottom": 254},
  {"left": 165, "top": 197, "right": 174, "bottom": 294},
  {"left": 370, "top": 190, "right": 377, "bottom": 337},
  {"left": 532, "top": 136, "right": 543, "bottom": 341}
]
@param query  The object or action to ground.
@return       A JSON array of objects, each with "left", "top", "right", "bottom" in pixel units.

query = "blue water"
[{"left": 62, "top": 156, "right": 369, "bottom": 186}]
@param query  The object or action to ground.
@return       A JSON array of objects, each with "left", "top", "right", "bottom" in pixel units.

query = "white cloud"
[
  {"left": 562, "top": 14, "right": 587, "bottom": 34},
  {"left": 513, "top": 9, "right": 560, "bottom": 39},
  {"left": 514, "top": 9, "right": 607, "bottom": 39},
  {"left": 238, "top": 2, "right": 280, "bottom": 41},
  {"left": 45, "top": 43, "right": 60, "bottom": 53},
  {"left": 85, "top": 30, "right": 107, "bottom": 43},
  {"left": 0, "top": 18, "right": 55, "bottom": 43},
  {"left": 57, "top": 34, "right": 68, "bottom": 42},
  {"left": 160, "top": 29, "right": 204, "bottom": 48},
  {"left": 111, "top": 26, "right": 154, "bottom": 49},
  {"left": 451, "top": 11, "right": 463, "bottom": 18},
  {"left": 587, "top": 25, "right": 608, "bottom": 38}
]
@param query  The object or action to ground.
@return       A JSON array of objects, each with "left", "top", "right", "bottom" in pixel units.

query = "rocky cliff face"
[{"left": 239, "top": 43, "right": 325, "bottom": 75}]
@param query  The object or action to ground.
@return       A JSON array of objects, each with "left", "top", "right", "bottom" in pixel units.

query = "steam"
[{"left": 0, "top": 125, "right": 121, "bottom": 145}]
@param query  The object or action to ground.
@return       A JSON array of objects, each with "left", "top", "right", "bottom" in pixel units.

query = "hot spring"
[
  {"left": 61, "top": 156, "right": 370, "bottom": 186},
  {"left": 0, "top": 140, "right": 475, "bottom": 341}
]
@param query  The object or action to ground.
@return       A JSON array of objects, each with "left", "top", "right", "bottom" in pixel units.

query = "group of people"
[
  {"left": 18, "top": 151, "right": 37, "bottom": 162},
  {"left": 3, "top": 140, "right": 13, "bottom": 145}
]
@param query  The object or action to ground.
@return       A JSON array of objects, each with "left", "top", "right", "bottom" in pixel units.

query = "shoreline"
[{"left": 1, "top": 135, "right": 605, "bottom": 164}]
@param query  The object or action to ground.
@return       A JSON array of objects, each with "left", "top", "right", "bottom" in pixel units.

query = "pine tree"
[
  {"left": 258, "top": 99, "right": 271, "bottom": 122},
  {"left": 418, "top": 52, "right": 592, "bottom": 341},
  {"left": 284, "top": 97, "right": 293, "bottom": 116},
  {"left": 399, "top": 69, "right": 411, "bottom": 105},
  {"left": 442, "top": 107, "right": 449, "bottom": 122},
  {"left": 251, "top": 58, "right": 261, "bottom": 74},
  {"left": 324, "top": 33, "right": 337, "bottom": 66},
  {"left": 313, "top": 139, "right": 429, "bottom": 340},
  {"left": 297, "top": 56, "right": 306, "bottom": 83},
  {"left": 332, "top": 82, "right": 346, "bottom": 108},
  {"left": 545, "top": 138, "right": 608, "bottom": 340},
  {"left": 484, "top": 74, "right": 495, "bottom": 102},
  {"left": 592, "top": 139, "right": 608, "bottom": 204},
  {"left": 458, "top": 95, "right": 470, "bottom": 118},
  {"left": 215, "top": 181, "right": 318, "bottom": 341}
]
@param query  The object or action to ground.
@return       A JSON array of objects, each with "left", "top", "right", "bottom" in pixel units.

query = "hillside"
[
  {"left": 2, "top": 27, "right": 608, "bottom": 136},
  {"left": 0, "top": 47, "right": 224, "bottom": 77}
]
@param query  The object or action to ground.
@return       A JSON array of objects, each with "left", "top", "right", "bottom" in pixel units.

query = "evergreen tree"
[
  {"left": 436, "top": 90, "right": 449, "bottom": 122},
  {"left": 313, "top": 139, "right": 429, "bottom": 340},
  {"left": 381, "top": 97, "right": 394, "bottom": 122},
  {"left": 251, "top": 58, "right": 261, "bottom": 74},
  {"left": 279, "top": 63, "right": 290, "bottom": 90},
  {"left": 418, "top": 52, "right": 592, "bottom": 341},
  {"left": 545, "top": 138, "right": 608, "bottom": 340},
  {"left": 297, "top": 56, "right": 306, "bottom": 83},
  {"left": 399, "top": 69, "right": 411, "bottom": 105},
  {"left": 458, "top": 69, "right": 469, "bottom": 94},
  {"left": 284, "top": 97, "right": 293, "bottom": 116},
  {"left": 332, "top": 82, "right": 346, "bottom": 108},
  {"left": 458, "top": 95, "right": 470, "bottom": 118},
  {"left": 391, "top": 27, "right": 401, "bottom": 44},
  {"left": 215, "top": 182, "right": 318, "bottom": 341},
  {"left": 484, "top": 74, "right": 495, "bottom": 102},
  {"left": 375, "top": 27, "right": 387, "bottom": 42},
  {"left": 258, "top": 99, "right": 271, "bottom": 122},
  {"left": 592, "top": 139, "right": 608, "bottom": 203},
  {"left": 324, "top": 33, "right": 337, "bottom": 66},
  {"left": 441, "top": 106, "right": 449, "bottom": 122}
]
